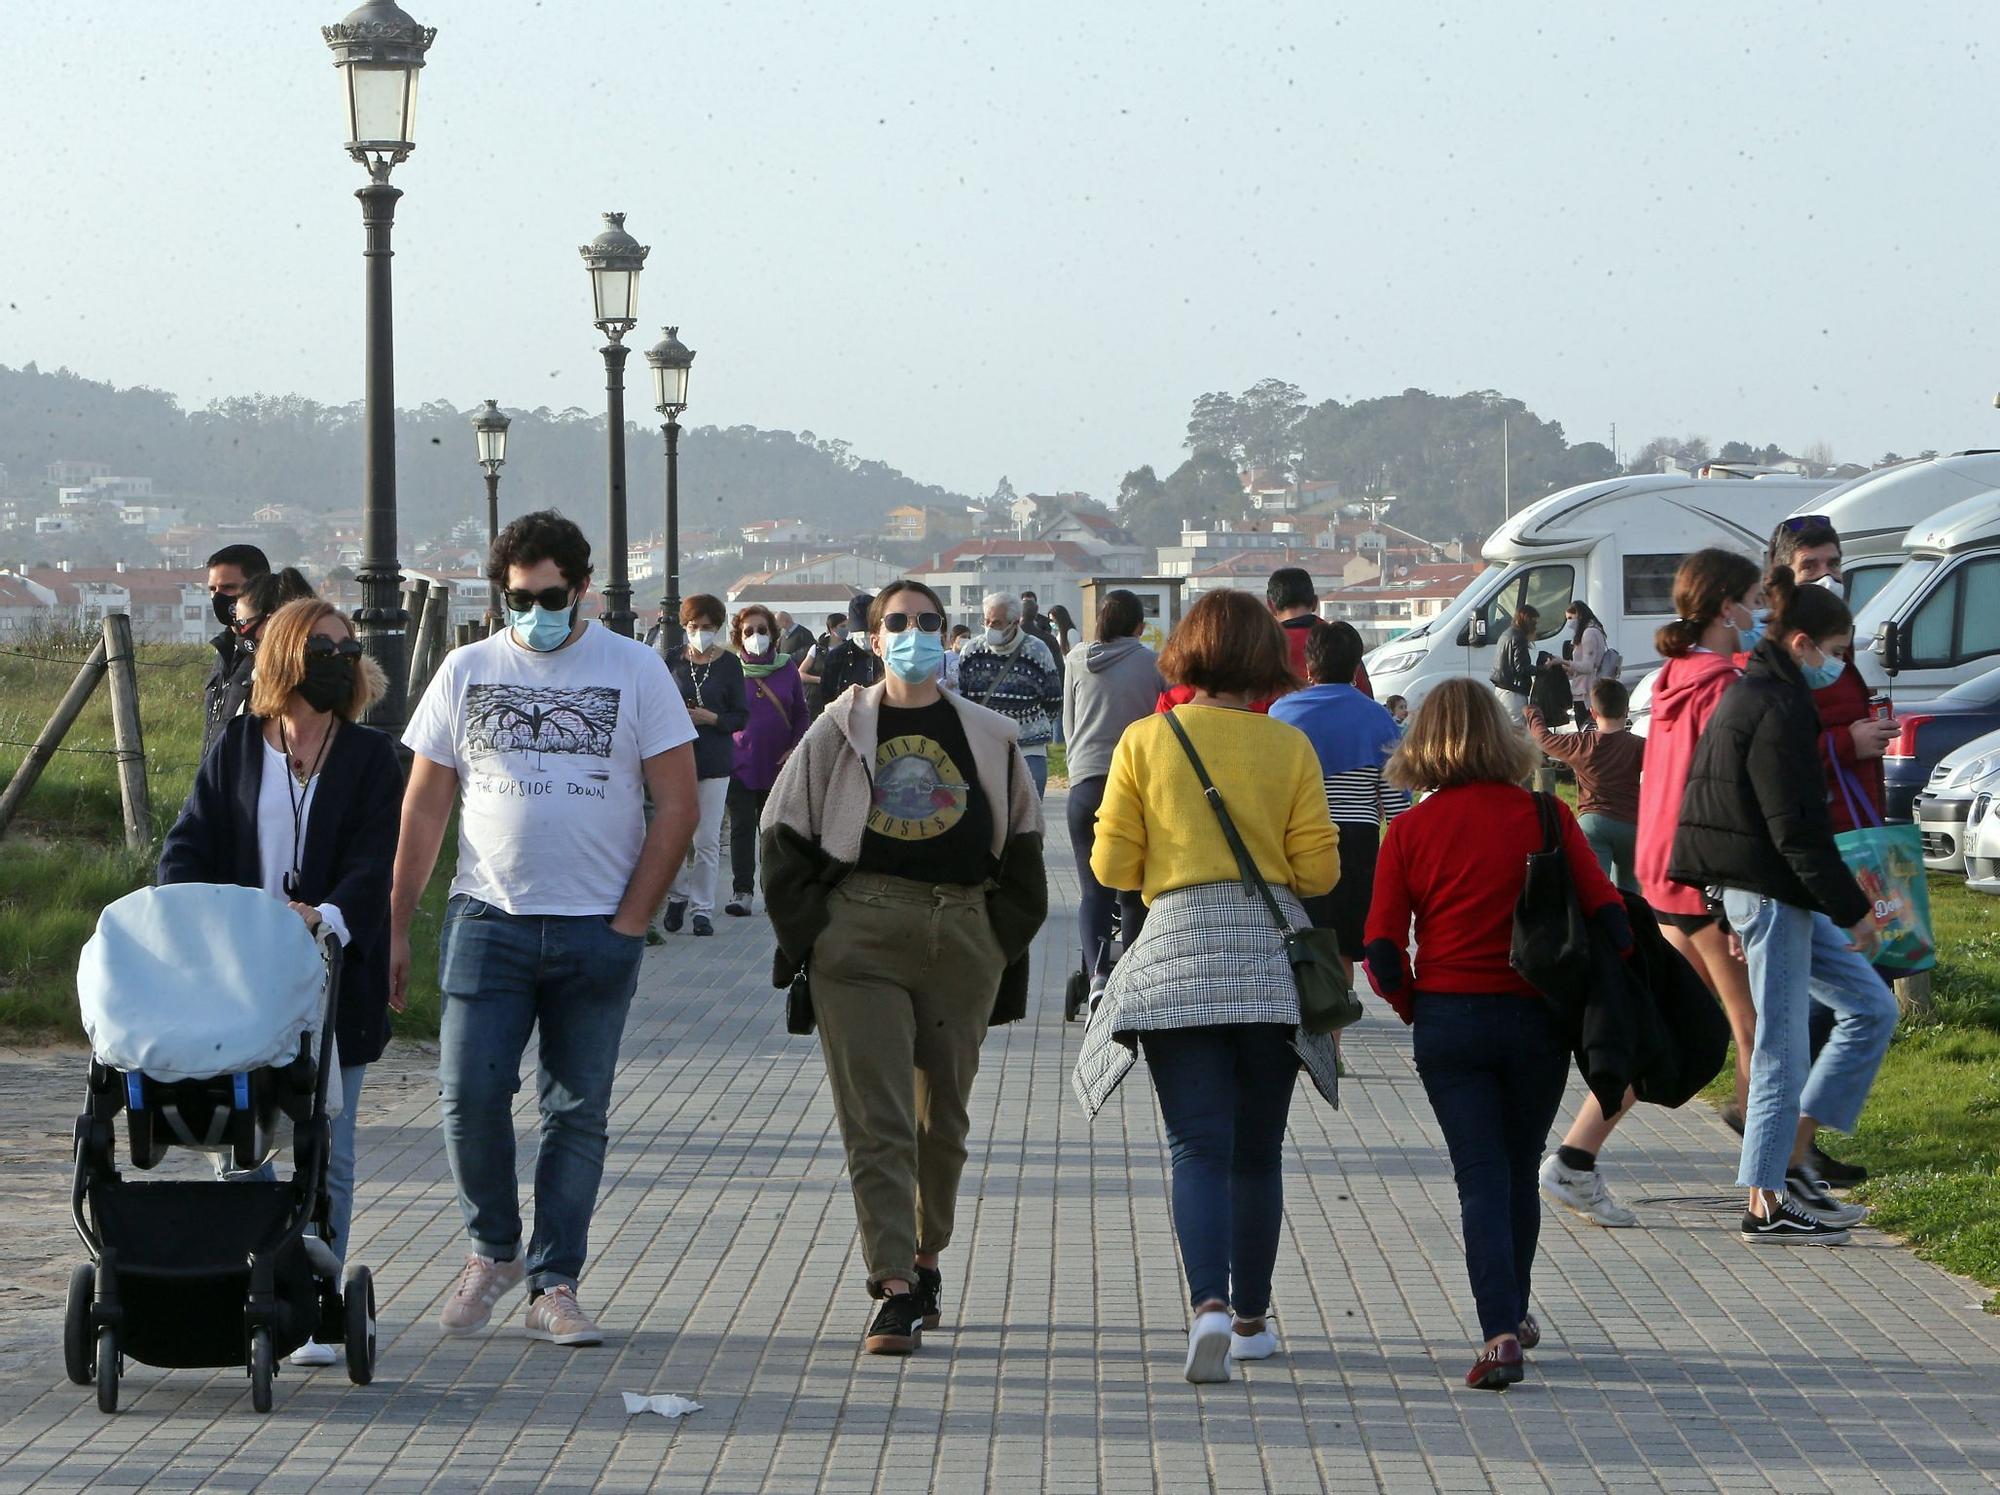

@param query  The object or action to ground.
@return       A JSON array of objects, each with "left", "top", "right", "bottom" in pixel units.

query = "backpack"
[{"left": 1599, "top": 644, "right": 1624, "bottom": 682}]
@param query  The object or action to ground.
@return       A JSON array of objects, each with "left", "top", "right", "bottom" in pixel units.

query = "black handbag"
[
  {"left": 1162, "top": 711, "right": 1363, "bottom": 1035},
  {"left": 1510, "top": 792, "right": 1593, "bottom": 1006},
  {"left": 786, "top": 965, "right": 816, "bottom": 1036}
]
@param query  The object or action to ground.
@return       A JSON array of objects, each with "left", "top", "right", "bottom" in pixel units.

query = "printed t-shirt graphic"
[
  {"left": 403, "top": 624, "right": 696, "bottom": 917},
  {"left": 857, "top": 698, "right": 993, "bottom": 884}
]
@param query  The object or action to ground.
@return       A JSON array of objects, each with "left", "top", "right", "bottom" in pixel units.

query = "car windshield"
[
  {"left": 1394, "top": 563, "right": 1502, "bottom": 643},
  {"left": 1853, "top": 557, "right": 1940, "bottom": 647},
  {"left": 1939, "top": 663, "right": 2000, "bottom": 706}
]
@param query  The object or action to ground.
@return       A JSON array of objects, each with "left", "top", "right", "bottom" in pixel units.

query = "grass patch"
[{"left": 0, "top": 633, "right": 448, "bottom": 1042}]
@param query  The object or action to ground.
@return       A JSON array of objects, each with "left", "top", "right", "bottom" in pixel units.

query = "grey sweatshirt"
[{"left": 1061, "top": 637, "right": 1166, "bottom": 782}]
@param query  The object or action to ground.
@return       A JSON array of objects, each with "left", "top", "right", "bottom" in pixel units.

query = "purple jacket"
[{"left": 733, "top": 658, "right": 810, "bottom": 791}]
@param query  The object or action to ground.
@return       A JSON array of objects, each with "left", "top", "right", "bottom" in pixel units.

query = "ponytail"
[
  {"left": 1766, "top": 564, "right": 1852, "bottom": 646},
  {"left": 1656, "top": 547, "right": 1762, "bottom": 658}
]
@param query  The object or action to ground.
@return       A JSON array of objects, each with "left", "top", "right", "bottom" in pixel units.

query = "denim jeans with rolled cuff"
[
  {"left": 437, "top": 896, "right": 643, "bottom": 1294},
  {"left": 1721, "top": 889, "right": 1897, "bottom": 1195}
]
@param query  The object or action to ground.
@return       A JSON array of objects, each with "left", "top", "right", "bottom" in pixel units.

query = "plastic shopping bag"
[{"left": 1835, "top": 821, "right": 1935, "bottom": 973}]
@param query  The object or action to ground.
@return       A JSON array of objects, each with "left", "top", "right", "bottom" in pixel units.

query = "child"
[
  {"left": 1385, "top": 695, "right": 1409, "bottom": 731},
  {"left": 1524, "top": 678, "right": 1644, "bottom": 892}
]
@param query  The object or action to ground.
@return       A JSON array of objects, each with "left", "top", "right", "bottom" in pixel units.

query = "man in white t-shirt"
[{"left": 391, "top": 511, "right": 699, "bottom": 1348}]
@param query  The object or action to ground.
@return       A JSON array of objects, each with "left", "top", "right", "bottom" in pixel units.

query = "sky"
[{"left": 2, "top": 1, "right": 1996, "bottom": 501}]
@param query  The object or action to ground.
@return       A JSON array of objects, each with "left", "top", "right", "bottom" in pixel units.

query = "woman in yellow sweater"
[{"left": 1071, "top": 588, "right": 1339, "bottom": 1385}]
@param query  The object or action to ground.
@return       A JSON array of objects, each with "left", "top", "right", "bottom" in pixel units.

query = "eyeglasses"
[
  {"left": 880, "top": 611, "right": 944, "bottom": 634},
  {"left": 503, "top": 585, "right": 574, "bottom": 613},
  {"left": 303, "top": 635, "right": 364, "bottom": 659}
]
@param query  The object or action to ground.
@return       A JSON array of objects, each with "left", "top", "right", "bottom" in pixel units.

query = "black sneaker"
[
  {"left": 1810, "top": 1143, "right": 1867, "bottom": 1187},
  {"left": 1785, "top": 1165, "right": 1867, "bottom": 1227},
  {"left": 915, "top": 1265, "right": 943, "bottom": 1329},
  {"left": 691, "top": 914, "right": 713, "bottom": 937},
  {"left": 1740, "top": 1196, "right": 1852, "bottom": 1246},
  {"left": 662, "top": 900, "right": 686, "bottom": 934},
  {"left": 864, "top": 1292, "right": 924, "bottom": 1355}
]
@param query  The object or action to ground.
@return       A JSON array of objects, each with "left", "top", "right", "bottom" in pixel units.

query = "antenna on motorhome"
[{"left": 1501, "top": 417, "right": 1511, "bottom": 520}]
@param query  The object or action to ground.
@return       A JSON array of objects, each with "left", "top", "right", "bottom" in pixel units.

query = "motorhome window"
[
  {"left": 1958, "top": 559, "right": 2000, "bottom": 662},
  {"left": 1482, "top": 565, "right": 1575, "bottom": 642},
  {"left": 1845, "top": 564, "right": 1896, "bottom": 615},
  {"left": 1853, "top": 557, "right": 1938, "bottom": 640},
  {"left": 1622, "top": 555, "right": 1682, "bottom": 615},
  {"left": 1906, "top": 572, "right": 1959, "bottom": 665}
]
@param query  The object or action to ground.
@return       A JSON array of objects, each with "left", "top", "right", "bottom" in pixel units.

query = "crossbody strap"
[
  {"left": 751, "top": 675, "right": 792, "bottom": 733},
  {"left": 974, "top": 652, "right": 1030, "bottom": 709},
  {"left": 1161, "top": 709, "right": 1297, "bottom": 939}
]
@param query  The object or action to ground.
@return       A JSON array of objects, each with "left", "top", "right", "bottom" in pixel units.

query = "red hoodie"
[{"left": 1635, "top": 650, "right": 1739, "bottom": 917}]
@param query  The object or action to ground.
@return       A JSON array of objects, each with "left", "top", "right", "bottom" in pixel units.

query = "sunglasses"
[
  {"left": 229, "top": 614, "right": 263, "bottom": 638},
  {"left": 303, "top": 635, "right": 364, "bottom": 659},
  {"left": 503, "top": 585, "right": 574, "bottom": 613},
  {"left": 1777, "top": 514, "right": 1829, "bottom": 535},
  {"left": 880, "top": 611, "right": 944, "bottom": 634}
]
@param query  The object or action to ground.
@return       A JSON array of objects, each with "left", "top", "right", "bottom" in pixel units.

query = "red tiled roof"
[{"left": 931, "top": 539, "right": 1099, "bottom": 569}]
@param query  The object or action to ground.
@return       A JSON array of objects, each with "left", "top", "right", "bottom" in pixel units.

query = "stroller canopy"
[{"left": 80, "top": 884, "right": 328, "bottom": 1083}]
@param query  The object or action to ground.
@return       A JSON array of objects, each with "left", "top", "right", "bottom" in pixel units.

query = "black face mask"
[
  {"left": 298, "top": 655, "right": 356, "bottom": 714},
  {"left": 213, "top": 592, "right": 237, "bottom": 627}
]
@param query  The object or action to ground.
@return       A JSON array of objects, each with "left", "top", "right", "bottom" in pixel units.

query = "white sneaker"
[
  {"left": 439, "top": 1253, "right": 527, "bottom": 1336},
  {"left": 1184, "top": 1309, "right": 1233, "bottom": 1383},
  {"left": 1538, "top": 1155, "right": 1639, "bottom": 1228},
  {"left": 1228, "top": 1321, "right": 1279, "bottom": 1361},
  {"left": 288, "top": 1337, "right": 337, "bottom": 1368}
]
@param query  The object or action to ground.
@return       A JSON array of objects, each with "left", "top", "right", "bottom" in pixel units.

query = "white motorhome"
[
  {"left": 1366, "top": 473, "right": 1834, "bottom": 709},
  {"left": 1798, "top": 450, "right": 2000, "bottom": 614},
  {"left": 1853, "top": 490, "right": 2000, "bottom": 702}
]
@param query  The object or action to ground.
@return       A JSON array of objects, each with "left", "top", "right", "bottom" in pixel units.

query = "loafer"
[
  {"left": 691, "top": 914, "right": 713, "bottom": 937},
  {"left": 1517, "top": 1315, "right": 1541, "bottom": 1351},
  {"left": 1465, "top": 1338, "right": 1524, "bottom": 1390},
  {"left": 662, "top": 900, "right": 686, "bottom": 934}
]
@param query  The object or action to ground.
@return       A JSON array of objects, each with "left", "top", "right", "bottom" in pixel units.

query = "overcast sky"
[{"left": 3, "top": 1, "right": 1995, "bottom": 500}]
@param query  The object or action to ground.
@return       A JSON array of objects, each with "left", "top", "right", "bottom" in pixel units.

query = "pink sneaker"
[
  {"left": 524, "top": 1285, "right": 604, "bottom": 1346},
  {"left": 438, "top": 1253, "right": 525, "bottom": 1336}
]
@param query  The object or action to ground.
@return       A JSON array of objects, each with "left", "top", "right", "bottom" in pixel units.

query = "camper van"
[
  {"left": 1853, "top": 488, "right": 2000, "bottom": 704},
  {"left": 1365, "top": 473, "right": 1834, "bottom": 709},
  {"left": 1803, "top": 450, "right": 2000, "bottom": 615}
]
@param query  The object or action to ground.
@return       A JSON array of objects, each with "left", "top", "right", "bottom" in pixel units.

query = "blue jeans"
[
  {"left": 1067, "top": 775, "right": 1146, "bottom": 980},
  {"left": 1577, "top": 813, "right": 1638, "bottom": 894},
  {"left": 1026, "top": 752, "right": 1049, "bottom": 798},
  {"left": 437, "top": 897, "right": 645, "bottom": 1293},
  {"left": 1721, "top": 890, "right": 1898, "bottom": 1193},
  {"left": 327, "top": 1063, "right": 366, "bottom": 1267},
  {"left": 1411, "top": 994, "right": 1571, "bottom": 1342},
  {"left": 1139, "top": 1024, "right": 1299, "bottom": 1318}
]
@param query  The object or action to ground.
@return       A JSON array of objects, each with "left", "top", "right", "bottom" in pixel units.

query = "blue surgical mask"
[
  {"left": 508, "top": 599, "right": 575, "bottom": 652},
  {"left": 884, "top": 628, "right": 944, "bottom": 683},
  {"left": 1801, "top": 647, "right": 1845, "bottom": 690},
  {"left": 1735, "top": 606, "right": 1767, "bottom": 653}
]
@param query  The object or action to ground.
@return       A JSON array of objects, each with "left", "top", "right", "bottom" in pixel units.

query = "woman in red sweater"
[{"left": 1365, "top": 678, "right": 1626, "bottom": 1391}]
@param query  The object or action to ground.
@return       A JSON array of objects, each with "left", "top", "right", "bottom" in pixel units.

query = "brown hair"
[
  {"left": 867, "top": 579, "right": 947, "bottom": 632},
  {"left": 1765, "top": 564, "right": 1853, "bottom": 646},
  {"left": 731, "top": 604, "right": 778, "bottom": 651},
  {"left": 250, "top": 600, "right": 383, "bottom": 721},
  {"left": 1655, "top": 547, "right": 1763, "bottom": 658},
  {"left": 1590, "top": 677, "right": 1631, "bottom": 719},
  {"left": 1385, "top": 677, "right": 1538, "bottom": 793},
  {"left": 680, "top": 593, "right": 724, "bottom": 628},
  {"left": 1512, "top": 605, "right": 1540, "bottom": 633},
  {"left": 1157, "top": 589, "right": 1298, "bottom": 699}
]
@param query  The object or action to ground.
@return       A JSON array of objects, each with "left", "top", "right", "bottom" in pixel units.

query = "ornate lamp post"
[
  {"left": 644, "top": 327, "right": 695, "bottom": 654},
  {"left": 471, "top": 399, "right": 510, "bottom": 627},
  {"left": 578, "top": 213, "right": 649, "bottom": 637},
  {"left": 322, "top": 0, "right": 435, "bottom": 732}
]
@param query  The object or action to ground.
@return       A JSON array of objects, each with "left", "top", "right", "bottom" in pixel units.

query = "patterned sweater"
[{"left": 956, "top": 631, "right": 1062, "bottom": 752}]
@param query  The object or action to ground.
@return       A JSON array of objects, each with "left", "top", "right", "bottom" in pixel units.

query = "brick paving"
[{"left": 3, "top": 797, "right": 1999, "bottom": 1492}]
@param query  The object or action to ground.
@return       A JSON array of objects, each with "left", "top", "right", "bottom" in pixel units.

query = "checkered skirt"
[{"left": 1070, "top": 880, "right": 1342, "bottom": 1116}]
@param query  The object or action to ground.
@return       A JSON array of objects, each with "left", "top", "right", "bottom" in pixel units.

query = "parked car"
[
  {"left": 1914, "top": 727, "right": 2000, "bottom": 874},
  {"left": 1882, "top": 663, "right": 2000, "bottom": 821},
  {"left": 1962, "top": 790, "right": 2000, "bottom": 894}
]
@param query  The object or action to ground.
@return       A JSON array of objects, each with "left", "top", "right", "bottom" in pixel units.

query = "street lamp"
[
  {"left": 579, "top": 213, "right": 649, "bottom": 637},
  {"left": 322, "top": 0, "right": 435, "bottom": 732},
  {"left": 471, "top": 399, "right": 510, "bottom": 628},
  {"left": 644, "top": 326, "right": 694, "bottom": 654}
]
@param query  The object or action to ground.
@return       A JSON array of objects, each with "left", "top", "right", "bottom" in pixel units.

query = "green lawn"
[{"left": 0, "top": 634, "right": 450, "bottom": 1041}]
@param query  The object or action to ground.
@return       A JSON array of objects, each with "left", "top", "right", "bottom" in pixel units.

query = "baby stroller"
[{"left": 66, "top": 884, "right": 378, "bottom": 1413}]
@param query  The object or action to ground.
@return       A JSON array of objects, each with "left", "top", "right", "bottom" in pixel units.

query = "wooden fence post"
[
  {"left": 0, "top": 636, "right": 110, "bottom": 841},
  {"left": 101, "top": 615, "right": 151, "bottom": 851}
]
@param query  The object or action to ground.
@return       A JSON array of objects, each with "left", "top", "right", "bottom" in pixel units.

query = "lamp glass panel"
[
  {"left": 347, "top": 63, "right": 415, "bottom": 145},
  {"left": 593, "top": 268, "right": 637, "bottom": 325},
  {"left": 660, "top": 364, "right": 689, "bottom": 408},
  {"left": 476, "top": 427, "right": 506, "bottom": 465}
]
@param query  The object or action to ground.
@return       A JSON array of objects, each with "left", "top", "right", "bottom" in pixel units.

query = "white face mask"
[
  {"left": 985, "top": 624, "right": 1012, "bottom": 647},
  {"left": 688, "top": 627, "right": 719, "bottom": 652},
  {"left": 743, "top": 631, "right": 772, "bottom": 655}
]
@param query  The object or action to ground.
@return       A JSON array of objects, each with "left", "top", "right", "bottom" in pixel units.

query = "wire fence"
[{"left": 0, "top": 643, "right": 202, "bottom": 670}]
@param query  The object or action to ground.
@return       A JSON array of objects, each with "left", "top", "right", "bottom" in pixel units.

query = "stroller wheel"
[
  {"left": 1063, "top": 968, "right": 1089, "bottom": 1023},
  {"left": 64, "top": 1263, "right": 95, "bottom": 1386},
  {"left": 249, "top": 1328, "right": 274, "bottom": 1413},
  {"left": 344, "top": 1266, "right": 377, "bottom": 1386},
  {"left": 95, "top": 1327, "right": 118, "bottom": 1414}
]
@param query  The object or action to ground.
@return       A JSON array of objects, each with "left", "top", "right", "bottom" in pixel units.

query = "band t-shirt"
[
  {"left": 404, "top": 623, "right": 696, "bottom": 916},
  {"left": 857, "top": 699, "right": 993, "bottom": 886}
]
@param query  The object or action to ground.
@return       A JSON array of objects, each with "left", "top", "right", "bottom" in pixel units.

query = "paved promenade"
[{"left": 3, "top": 797, "right": 1999, "bottom": 1493}]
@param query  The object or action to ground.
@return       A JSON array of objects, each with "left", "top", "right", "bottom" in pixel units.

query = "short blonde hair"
[
  {"left": 250, "top": 600, "right": 383, "bottom": 721},
  {"left": 1385, "top": 677, "right": 1537, "bottom": 793}
]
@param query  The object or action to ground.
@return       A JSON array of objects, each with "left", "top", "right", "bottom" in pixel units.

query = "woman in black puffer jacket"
[{"left": 1669, "top": 569, "right": 1897, "bottom": 1247}]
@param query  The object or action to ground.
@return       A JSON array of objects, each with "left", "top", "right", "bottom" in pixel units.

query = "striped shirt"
[
  {"left": 1270, "top": 684, "right": 1410, "bottom": 828},
  {"left": 1320, "top": 763, "right": 1412, "bottom": 827}
]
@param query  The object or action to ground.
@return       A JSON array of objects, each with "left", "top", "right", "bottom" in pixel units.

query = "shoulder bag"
[
  {"left": 1162, "top": 711, "right": 1362, "bottom": 1035},
  {"left": 1509, "top": 791, "right": 1593, "bottom": 1005}
]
